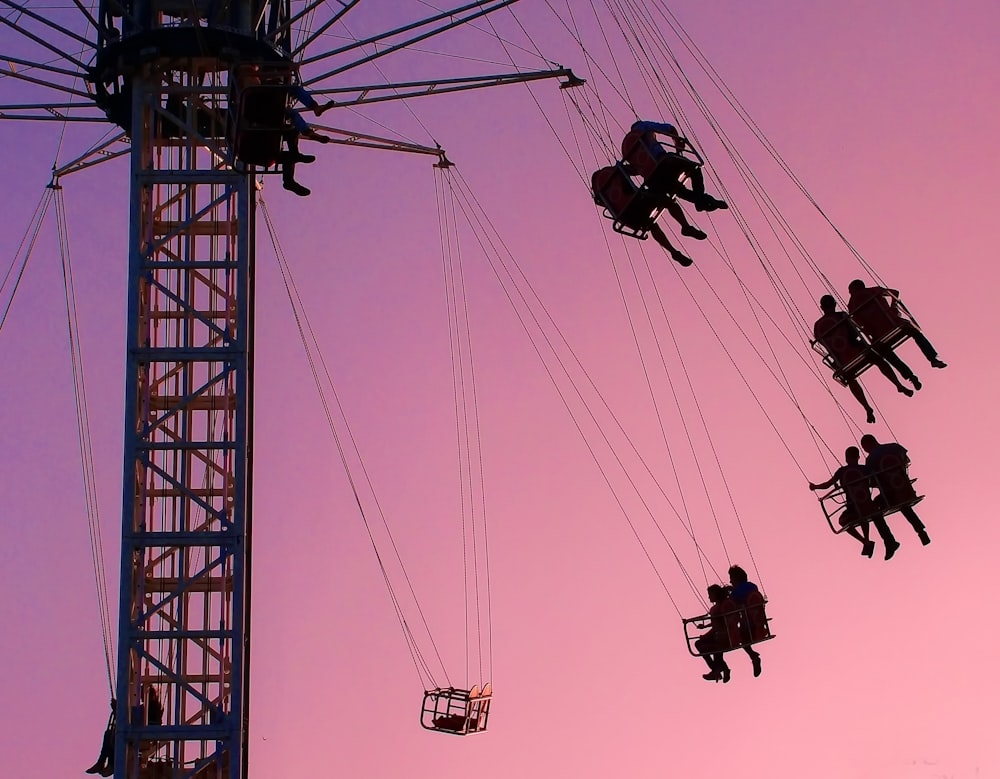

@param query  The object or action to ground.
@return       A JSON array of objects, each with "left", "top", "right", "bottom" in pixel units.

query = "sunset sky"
[{"left": 1, "top": 3, "right": 998, "bottom": 778}]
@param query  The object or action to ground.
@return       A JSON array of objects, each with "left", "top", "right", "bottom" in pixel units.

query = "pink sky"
[{"left": 2, "top": 2, "right": 999, "bottom": 778}]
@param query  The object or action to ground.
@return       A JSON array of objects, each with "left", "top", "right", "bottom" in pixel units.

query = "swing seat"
[
  {"left": 621, "top": 132, "right": 704, "bottom": 187},
  {"left": 814, "top": 480, "right": 876, "bottom": 534},
  {"left": 228, "top": 62, "right": 296, "bottom": 167},
  {"left": 811, "top": 299, "right": 924, "bottom": 387},
  {"left": 810, "top": 321, "right": 877, "bottom": 386},
  {"left": 849, "top": 294, "right": 921, "bottom": 352},
  {"left": 610, "top": 203, "right": 663, "bottom": 239},
  {"left": 682, "top": 602, "right": 773, "bottom": 657},
  {"left": 741, "top": 590, "right": 770, "bottom": 644},
  {"left": 592, "top": 165, "right": 663, "bottom": 240},
  {"left": 420, "top": 684, "right": 492, "bottom": 735},
  {"left": 871, "top": 456, "right": 924, "bottom": 513},
  {"left": 814, "top": 475, "right": 924, "bottom": 534}
]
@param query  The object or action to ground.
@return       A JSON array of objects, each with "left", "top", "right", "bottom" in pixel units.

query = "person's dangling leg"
[
  {"left": 649, "top": 224, "right": 693, "bottom": 267},
  {"left": 869, "top": 352, "right": 913, "bottom": 396},
  {"left": 872, "top": 515, "right": 900, "bottom": 559},
  {"left": 872, "top": 344, "right": 921, "bottom": 389},
  {"left": 846, "top": 379, "right": 877, "bottom": 423},
  {"left": 281, "top": 132, "right": 311, "bottom": 197},
  {"left": 902, "top": 323, "right": 946, "bottom": 367},
  {"left": 86, "top": 727, "right": 114, "bottom": 775},
  {"left": 658, "top": 199, "right": 707, "bottom": 240},
  {"left": 900, "top": 506, "right": 930, "bottom": 544}
]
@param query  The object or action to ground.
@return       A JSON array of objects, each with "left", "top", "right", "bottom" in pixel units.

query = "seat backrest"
[
  {"left": 229, "top": 64, "right": 296, "bottom": 166},
  {"left": 621, "top": 129, "right": 660, "bottom": 178},
  {"left": 849, "top": 288, "right": 898, "bottom": 339},
  {"left": 743, "top": 591, "right": 768, "bottom": 641},
  {"left": 815, "top": 313, "right": 865, "bottom": 366},
  {"left": 839, "top": 464, "right": 877, "bottom": 513},
  {"left": 592, "top": 165, "right": 638, "bottom": 215},
  {"left": 714, "top": 598, "right": 742, "bottom": 650},
  {"left": 873, "top": 452, "right": 917, "bottom": 505}
]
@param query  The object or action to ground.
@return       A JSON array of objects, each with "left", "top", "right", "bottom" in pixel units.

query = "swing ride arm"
[{"left": 304, "top": 68, "right": 583, "bottom": 109}]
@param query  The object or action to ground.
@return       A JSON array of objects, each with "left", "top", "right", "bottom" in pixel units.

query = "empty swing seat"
[
  {"left": 228, "top": 62, "right": 296, "bottom": 167},
  {"left": 420, "top": 684, "right": 492, "bottom": 735}
]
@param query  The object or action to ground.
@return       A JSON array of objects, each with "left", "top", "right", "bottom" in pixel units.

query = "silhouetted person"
[
  {"left": 144, "top": 685, "right": 163, "bottom": 726},
  {"left": 694, "top": 584, "right": 741, "bottom": 682},
  {"left": 813, "top": 295, "right": 914, "bottom": 422},
  {"left": 860, "top": 434, "right": 930, "bottom": 547},
  {"left": 433, "top": 713, "right": 471, "bottom": 732},
  {"left": 810, "top": 446, "right": 900, "bottom": 560},
  {"left": 280, "top": 84, "right": 330, "bottom": 197},
  {"left": 621, "top": 120, "right": 728, "bottom": 215},
  {"left": 234, "top": 65, "right": 329, "bottom": 197},
  {"left": 85, "top": 708, "right": 115, "bottom": 777},
  {"left": 591, "top": 165, "right": 693, "bottom": 266},
  {"left": 847, "top": 279, "right": 946, "bottom": 371},
  {"left": 728, "top": 565, "right": 765, "bottom": 677}
]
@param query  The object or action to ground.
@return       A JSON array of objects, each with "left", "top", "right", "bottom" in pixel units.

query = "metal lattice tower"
[{"left": 93, "top": 3, "right": 291, "bottom": 777}]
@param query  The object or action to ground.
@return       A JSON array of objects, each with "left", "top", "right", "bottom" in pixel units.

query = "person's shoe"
[
  {"left": 99, "top": 767, "right": 114, "bottom": 778},
  {"left": 865, "top": 409, "right": 876, "bottom": 424},
  {"left": 702, "top": 670, "right": 722, "bottom": 682},
  {"left": 292, "top": 153, "right": 315, "bottom": 164},
  {"left": 909, "top": 375, "right": 922, "bottom": 390},
  {"left": 314, "top": 100, "right": 335, "bottom": 116},
  {"left": 696, "top": 195, "right": 728, "bottom": 212},
  {"left": 681, "top": 224, "right": 707, "bottom": 240},
  {"left": 85, "top": 763, "right": 104, "bottom": 775},
  {"left": 301, "top": 129, "right": 330, "bottom": 143},
  {"left": 750, "top": 653, "right": 762, "bottom": 678},
  {"left": 897, "top": 386, "right": 913, "bottom": 397},
  {"left": 918, "top": 530, "right": 931, "bottom": 546},
  {"left": 884, "top": 540, "right": 901, "bottom": 560},
  {"left": 931, "top": 358, "right": 947, "bottom": 369},
  {"left": 670, "top": 250, "right": 693, "bottom": 267},
  {"left": 861, "top": 540, "right": 876, "bottom": 558},
  {"left": 283, "top": 180, "right": 311, "bottom": 197},
  {"left": 721, "top": 665, "right": 731, "bottom": 683}
]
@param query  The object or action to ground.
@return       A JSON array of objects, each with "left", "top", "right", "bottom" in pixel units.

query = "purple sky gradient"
[{"left": 2, "top": 3, "right": 999, "bottom": 777}]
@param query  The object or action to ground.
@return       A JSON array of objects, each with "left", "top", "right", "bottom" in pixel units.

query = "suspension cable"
[{"left": 259, "top": 190, "right": 452, "bottom": 691}]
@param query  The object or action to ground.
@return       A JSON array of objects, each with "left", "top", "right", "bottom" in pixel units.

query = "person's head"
[
  {"left": 707, "top": 584, "right": 729, "bottom": 603},
  {"left": 819, "top": 294, "right": 837, "bottom": 313},
  {"left": 848, "top": 279, "right": 866, "bottom": 295},
  {"left": 845, "top": 446, "right": 861, "bottom": 464},
  {"left": 728, "top": 565, "right": 748, "bottom": 585},
  {"left": 860, "top": 434, "right": 878, "bottom": 453}
]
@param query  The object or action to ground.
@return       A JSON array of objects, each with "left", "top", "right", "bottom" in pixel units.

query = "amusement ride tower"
[{"left": 3, "top": 1, "right": 575, "bottom": 777}]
